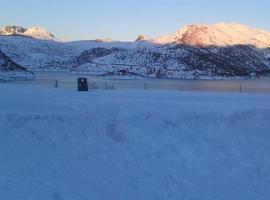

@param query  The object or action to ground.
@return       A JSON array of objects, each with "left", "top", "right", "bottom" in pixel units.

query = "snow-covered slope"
[
  {"left": 154, "top": 23, "right": 270, "bottom": 48},
  {"left": 1, "top": 84, "right": 270, "bottom": 200},
  {"left": 0, "top": 26, "right": 56, "bottom": 41},
  {"left": 0, "top": 50, "right": 26, "bottom": 72},
  {"left": 0, "top": 50, "right": 33, "bottom": 79},
  {"left": 66, "top": 45, "right": 270, "bottom": 79},
  {"left": 0, "top": 35, "right": 77, "bottom": 69}
]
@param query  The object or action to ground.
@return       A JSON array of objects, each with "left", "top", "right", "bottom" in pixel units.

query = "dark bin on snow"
[{"left": 78, "top": 77, "right": 88, "bottom": 91}]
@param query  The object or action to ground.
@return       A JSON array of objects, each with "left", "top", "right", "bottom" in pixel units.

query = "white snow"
[{"left": 0, "top": 84, "right": 270, "bottom": 200}]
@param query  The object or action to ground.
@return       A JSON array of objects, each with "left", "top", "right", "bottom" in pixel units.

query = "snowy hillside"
[
  {"left": 0, "top": 35, "right": 77, "bottom": 69},
  {"left": 0, "top": 50, "right": 33, "bottom": 80},
  {"left": 0, "top": 84, "right": 270, "bottom": 200},
  {"left": 66, "top": 45, "right": 270, "bottom": 79}
]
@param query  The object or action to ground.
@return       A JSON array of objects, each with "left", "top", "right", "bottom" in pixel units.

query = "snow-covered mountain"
[
  {"left": 0, "top": 26, "right": 56, "bottom": 41},
  {"left": 154, "top": 23, "right": 270, "bottom": 48},
  {"left": 0, "top": 23, "right": 270, "bottom": 79}
]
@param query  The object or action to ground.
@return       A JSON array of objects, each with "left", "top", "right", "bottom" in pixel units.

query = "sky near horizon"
[{"left": 0, "top": 0, "right": 269, "bottom": 41}]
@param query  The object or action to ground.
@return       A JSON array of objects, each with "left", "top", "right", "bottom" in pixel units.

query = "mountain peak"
[
  {"left": 135, "top": 35, "right": 153, "bottom": 42},
  {"left": 24, "top": 27, "right": 56, "bottom": 40},
  {"left": 0, "top": 25, "right": 56, "bottom": 41},
  {"left": 155, "top": 22, "right": 270, "bottom": 47}
]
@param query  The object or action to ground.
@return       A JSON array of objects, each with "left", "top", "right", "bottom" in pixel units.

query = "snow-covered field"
[{"left": 0, "top": 84, "right": 270, "bottom": 200}]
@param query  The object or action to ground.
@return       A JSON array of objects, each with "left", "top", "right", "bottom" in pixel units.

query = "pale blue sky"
[{"left": 0, "top": 0, "right": 269, "bottom": 41}]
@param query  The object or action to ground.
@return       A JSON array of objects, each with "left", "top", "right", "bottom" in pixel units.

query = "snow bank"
[{"left": 0, "top": 84, "right": 270, "bottom": 200}]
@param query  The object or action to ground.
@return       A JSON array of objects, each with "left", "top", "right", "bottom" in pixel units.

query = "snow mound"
[{"left": 0, "top": 84, "right": 270, "bottom": 200}]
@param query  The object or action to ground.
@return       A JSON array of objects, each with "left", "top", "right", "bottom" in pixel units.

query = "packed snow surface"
[{"left": 0, "top": 84, "right": 270, "bottom": 200}]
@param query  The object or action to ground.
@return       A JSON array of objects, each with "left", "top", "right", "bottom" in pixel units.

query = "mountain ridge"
[
  {"left": 1, "top": 23, "right": 269, "bottom": 48},
  {"left": 0, "top": 22, "right": 270, "bottom": 79}
]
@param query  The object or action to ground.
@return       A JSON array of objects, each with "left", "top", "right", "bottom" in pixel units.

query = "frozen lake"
[{"left": 12, "top": 71, "right": 270, "bottom": 93}]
